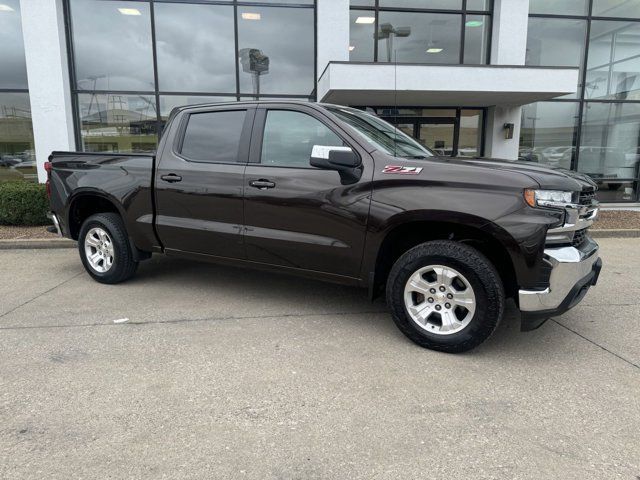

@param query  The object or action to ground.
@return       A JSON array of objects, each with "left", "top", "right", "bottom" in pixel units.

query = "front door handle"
[
  {"left": 161, "top": 173, "right": 182, "bottom": 183},
  {"left": 249, "top": 179, "right": 276, "bottom": 190}
]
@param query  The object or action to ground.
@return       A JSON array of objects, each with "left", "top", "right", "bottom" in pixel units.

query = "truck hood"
[{"left": 451, "top": 157, "right": 597, "bottom": 191}]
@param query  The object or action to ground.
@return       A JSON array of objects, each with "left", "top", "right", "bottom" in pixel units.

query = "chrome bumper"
[
  {"left": 519, "top": 237, "right": 600, "bottom": 312},
  {"left": 47, "top": 212, "right": 62, "bottom": 237}
]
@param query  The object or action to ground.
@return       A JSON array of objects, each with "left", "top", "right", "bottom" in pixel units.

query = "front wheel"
[
  {"left": 78, "top": 213, "right": 138, "bottom": 284},
  {"left": 386, "top": 240, "right": 504, "bottom": 353}
]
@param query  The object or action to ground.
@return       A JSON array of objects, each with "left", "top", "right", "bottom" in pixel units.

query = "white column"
[
  {"left": 485, "top": 105, "right": 522, "bottom": 160},
  {"left": 20, "top": 0, "right": 75, "bottom": 183},
  {"left": 485, "top": 0, "right": 529, "bottom": 159},
  {"left": 316, "top": 0, "right": 350, "bottom": 83},
  {"left": 490, "top": 0, "right": 530, "bottom": 66}
]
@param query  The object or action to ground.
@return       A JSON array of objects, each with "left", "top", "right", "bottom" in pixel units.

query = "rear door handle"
[
  {"left": 161, "top": 173, "right": 182, "bottom": 183},
  {"left": 249, "top": 179, "right": 276, "bottom": 190}
]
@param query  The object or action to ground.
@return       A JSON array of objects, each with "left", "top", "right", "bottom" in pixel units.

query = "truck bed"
[{"left": 48, "top": 151, "right": 159, "bottom": 252}]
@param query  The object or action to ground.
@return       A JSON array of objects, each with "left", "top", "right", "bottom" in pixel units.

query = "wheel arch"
[
  {"left": 366, "top": 211, "right": 520, "bottom": 300},
  {"left": 66, "top": 189, "right": 125, "bottom": 240}
]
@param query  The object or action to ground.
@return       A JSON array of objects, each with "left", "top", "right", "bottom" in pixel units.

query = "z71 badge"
[{"left": 382, "top": 165, "right": 423, "bottom": 175}]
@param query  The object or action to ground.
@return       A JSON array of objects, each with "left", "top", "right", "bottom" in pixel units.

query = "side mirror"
[{"left": 310, "top": 145, "right": 362, "bottom": 185}]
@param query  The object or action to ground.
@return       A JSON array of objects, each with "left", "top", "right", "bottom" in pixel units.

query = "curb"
[
  {"left": 590, "top": 229, "right": 640, "bottom": 238},
  {"left": 0, "top": 238, "right": 77, "bottom": 250}
]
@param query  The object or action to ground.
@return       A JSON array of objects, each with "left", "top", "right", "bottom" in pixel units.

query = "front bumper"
[{"left": 518, "top": 237, "right": 601, "bottom": 331}]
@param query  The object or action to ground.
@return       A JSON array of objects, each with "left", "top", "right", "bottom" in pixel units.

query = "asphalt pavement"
[{"left": 0, "top": 238, "right": 638, "bottom": 479}]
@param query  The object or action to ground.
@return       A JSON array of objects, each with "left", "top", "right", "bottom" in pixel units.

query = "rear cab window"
[{"left": 180, "top": 110, "right": 247, "bottom": 163}]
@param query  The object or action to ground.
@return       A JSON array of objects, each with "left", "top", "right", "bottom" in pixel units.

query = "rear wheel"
[
  {"left": 386, "top": 240, "right": 504, "bottom": 353},
  {"left": 78, "top": 213, "right": 138, "bottom": 284}
]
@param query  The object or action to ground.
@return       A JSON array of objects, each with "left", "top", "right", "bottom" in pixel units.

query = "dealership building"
[{"left": 1, "top": 0, "right": 639, "bottom": 202}]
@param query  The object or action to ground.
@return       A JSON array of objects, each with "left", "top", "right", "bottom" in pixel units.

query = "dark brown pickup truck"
[{"left": 47, "top": 101, "right": 601, "bottom": 352}]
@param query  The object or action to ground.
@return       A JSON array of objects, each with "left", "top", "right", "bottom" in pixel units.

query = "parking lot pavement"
[{"left": 0, "top": 239, "right": 638, "bottom": 479}]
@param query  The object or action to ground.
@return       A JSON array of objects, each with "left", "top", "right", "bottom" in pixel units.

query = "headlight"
[{"left": 524, "top": 189, "right": 574, "bottom": 208}]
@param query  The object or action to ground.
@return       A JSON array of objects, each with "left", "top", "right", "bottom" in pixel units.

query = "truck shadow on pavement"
[{"left": 117, "top": 254, "right": 552, "bottom": 356}]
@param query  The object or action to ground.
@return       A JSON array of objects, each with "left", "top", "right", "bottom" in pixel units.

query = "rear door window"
[{"left": 180, "top": 110, "right": 246, "bottom": 163}]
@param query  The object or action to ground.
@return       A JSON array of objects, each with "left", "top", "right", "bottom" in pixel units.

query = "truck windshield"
[{"left": 326, "top": 106, "right": 434, "bottom": 158}]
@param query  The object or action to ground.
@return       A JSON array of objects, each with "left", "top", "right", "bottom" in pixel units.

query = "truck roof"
[{"left": 171, "top": 100, "right": 339, "bottom": 116}]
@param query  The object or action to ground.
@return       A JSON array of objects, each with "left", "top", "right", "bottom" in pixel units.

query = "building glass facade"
[
  {"left": 66, "top": 0, "right": 316, "bottom": 153},
  {"left": 0, "top": 0, "right": 36, "bottom": 183},
  {"left": 349, "top": 0, "right": 492, "bottom": 64},
  {"left": 521, "top": 0, "right": 640, "bottom": 201}
]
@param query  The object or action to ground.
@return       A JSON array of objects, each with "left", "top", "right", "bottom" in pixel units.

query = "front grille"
[
  {"left": 572, "top": 228, "right": 588, "bottom": 247},
  {"left": 579, "top": 189, "right": 596, "bottom": 206}
]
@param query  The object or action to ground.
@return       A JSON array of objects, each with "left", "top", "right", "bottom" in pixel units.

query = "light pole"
[
  {"left": 376, "top": 23, "right": 411, "bottom": 62},
  {"left": 239, "top": 48, "right": 269, "bottom": 100}
]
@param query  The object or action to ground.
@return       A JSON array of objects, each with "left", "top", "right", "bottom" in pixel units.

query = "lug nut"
[
  {"left": 427, "top": 297, "right": 434, "bottom": 303},
  {"left": 429, "top": 288, "right": 436, "bottom": 294},
  {"left": 445, "top": 303, "right": 451, "bottom": 309},
  {"left": 439, "top": 286, "right": 446, "bottom": 292},
  {"left": 435, "top": 305, "right": 442, "bottom": 311},
  {"left": 447, "top": 293, "right": 453, "bottom": 299}
]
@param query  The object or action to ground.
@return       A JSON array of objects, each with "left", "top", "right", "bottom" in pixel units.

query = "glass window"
[
  {"left": 526, "top": 18, "right": 587, "bottom": 98},
  {"left": 70, "top": 0, "right": 155, "bottom": 91},
  {"left": 419, "top": 122, "right": 454, "bottom": 155},
  {"left": 181, "top": 110, "right": 246, "bottom": 163},
  {"left": 261, "top": 111, "right": 343, "bottom": 168},
  {"left": 578, "top": 102, "right": 640, "bottom": 201},
  {"left": 350, "top": 10, "right": 375, "bottom": 62},
  {"left": 520, "top": 101, "right": 580, "bottom": 169},
  {"left": 378, "top": 108, "right": 457, "bottom": 117},
  {"left": 77, "top": 94, "right": 158, "bottom": 153},
  {"left": 0, "top": 0, "right": 28, "bottom": 89},
  {"left": 592, "top": 0, "right": 640, "bottom": 19},
  {"left": 350, "top": 0, "right": 376, "bottom": 6},
  {"left": 529, "top": 0, "right": 588, "bottom": 15},
  {"left": 377, "top": 11, "right": 462, "bottom": 64},
  {"left": 239, "top": 97, "right": 312, "bottom": 102},
  {"left": 251, "top": 0, "right": 314, "bottom": 4},
  {"left": 466, "top": 0, "right": 492, "bottom": 11},
  {"left": 394, "top": 123, "right": 416, "bottom": 139},
  {"left": 458, "top": 109, "right": 484, "bottom": 157},
  {"left": 155, "top": 3, "right": 236, "bottom": 94},
  {"left": 586, "top": 21, "right": 640, "bottom": 101},
  {"left": 464, "top": 15, "right": 491, "bottom": 64},
  {"left": 237, "top": 6, "right": 315, "bottom": 96},
  {"left": 0, "top": 93, "right": 36, "bottom": 183},
  {"left": 379, "top": 0, "right": 462, "bottom": 8}
]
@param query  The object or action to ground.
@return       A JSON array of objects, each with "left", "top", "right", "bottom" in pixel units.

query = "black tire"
[
  {"left": 78, "top": 213, "right": 138, "bottom": 284},
  {"left": 386, "top": 240, "right": 504, "bottom": 353}
]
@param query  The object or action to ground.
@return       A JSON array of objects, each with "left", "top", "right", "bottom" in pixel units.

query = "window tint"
[
  {"left": 261, "top": 111, "right": 344, "bottom": 168},
  {"left": 69, "top": 0, "right": 155, "bottom": 91},
  {"left": 377, "top": 11, "right": 462, "bottom": 64},
  {"left": 181, "top": 110, "right": 246, "bottom": 163},
  {"left": 237, "top": 6, "right": 315, "bottom": 96},
  {"left": 155, "top": 3, "right": 236, "bottom": 93},
  {"left": 0, "top": 0, "right": 28, "bottom": 89}
]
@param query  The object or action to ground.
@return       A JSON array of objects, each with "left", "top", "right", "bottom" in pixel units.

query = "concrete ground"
[{"left": 0, "top": 239, "right": 638, "bottom": 480}]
